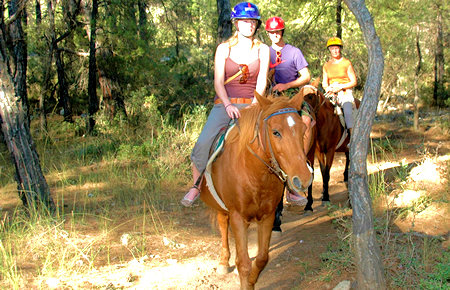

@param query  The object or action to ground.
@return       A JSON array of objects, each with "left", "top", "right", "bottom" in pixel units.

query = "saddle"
[
  {"left": 204, "top": 121, "right": 236, "bottom": 211},
  {"left": 324, "top": 91, "right": 358, "bottom": 149}
]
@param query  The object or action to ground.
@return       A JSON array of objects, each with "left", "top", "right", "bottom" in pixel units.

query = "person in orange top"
[{"left": 322, "top": 37, "right": 357, "bottom": 135}]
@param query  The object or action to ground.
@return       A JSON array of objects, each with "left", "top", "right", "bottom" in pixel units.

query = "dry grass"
[{"left": 0, "top": 107, "right": 448, "bottom": 289}]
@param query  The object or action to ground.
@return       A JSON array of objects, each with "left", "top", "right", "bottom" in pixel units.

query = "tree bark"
[
  {"left": 0, "top": 0, "right": 55, "bottom": 211},
  {"left": 433, "top": 3, "right": 444, "bottom": 107},
  {"left": 343, "top": 0, "right": 386, "bottom": 289},
  {"left": 216, "top": 0, "right": 232, "bottom": 43},
  {"left": 35, "top": 0, "right": 42, "bottom": 24},
  {"left": 8, "top": 0, "right": 29, "bottom": 120},
  {"left": 414, "top": 27, "right": 422, "bottom": 131},
  {"left": 138, "top": 1, "right": 150, "bottom": 42},
  {"left": 336, "top": 0, "right": 342, "bottom": 38},
  {"left": 87, "top": 0, "right": 98, "bottom": 133},
  {"left": 97, "top": 48, "right": 127, "bottom": 121},
  {"left": 37, "top": 0, "right": 57, "bottom": 134},
  {"left": 46, "top": 0, "right": 82, "bottom": 124},
  {"left": 55, "top": 48, "right": 73, "bottom": 122}
]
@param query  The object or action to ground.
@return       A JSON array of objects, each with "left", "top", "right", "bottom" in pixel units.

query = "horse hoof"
[
  {"left": 303, "top": 210, "right": 313, "bottom": 216},
  {"left": 217, "top": 265, "right": 230, "bottom": 275}
]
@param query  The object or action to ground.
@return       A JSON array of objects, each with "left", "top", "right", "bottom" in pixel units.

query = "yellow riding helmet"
[{"left": 327, "top": 37, "right": 343, "bottom": 48}]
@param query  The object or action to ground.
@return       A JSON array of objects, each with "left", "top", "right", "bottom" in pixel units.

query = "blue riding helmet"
[{"left": 231, "top": 2, "right": 261, "bottom": 20}]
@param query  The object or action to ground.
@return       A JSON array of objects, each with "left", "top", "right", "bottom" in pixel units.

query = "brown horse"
[
  {"left": 199, "top": 91, "right": 313, "bottom": 289},
  {"left": 301, "top": 79, "right": 360, "bottom": 211}
]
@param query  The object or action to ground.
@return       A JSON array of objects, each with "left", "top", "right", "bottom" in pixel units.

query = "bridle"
[
  {"left": 247, "top": 107, "right": 299, "bottom": 182},
  {"left": 302, "top": 84, "right": 327, "bottom": 114}
]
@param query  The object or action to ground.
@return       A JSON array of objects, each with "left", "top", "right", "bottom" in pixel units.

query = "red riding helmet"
[{"left": 265, "top": 17, "right": 285, "bottom": 32}]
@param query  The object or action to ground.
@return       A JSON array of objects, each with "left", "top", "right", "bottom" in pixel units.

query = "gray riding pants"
[
  {"left": 191, "top": 103, "right": 249, "bottom": 172},
  {"left": 337, "top": 89, "right": 354, "bottom": 130},
  {"left": 342, "top": 102, "right": 353, "bottom": 129}
]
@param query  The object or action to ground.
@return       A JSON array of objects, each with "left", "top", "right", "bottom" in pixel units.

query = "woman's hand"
[{"left": 225, "top": 104, "right": 241, "bottom": 119}]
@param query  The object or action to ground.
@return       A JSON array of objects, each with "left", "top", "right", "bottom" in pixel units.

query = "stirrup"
[{"left": 180, "top": 185, "right": 200, "bottom": 207}]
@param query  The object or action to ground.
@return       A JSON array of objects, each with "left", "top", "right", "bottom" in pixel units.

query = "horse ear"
[
  {"left": 311, "top": 77, "right": 320, "bottom": 88},
  {"left": 254, "top": 90, "right": 272, "bottom": 108},
  {"left": 290, "top": 91, "right": 305, "bottom": 111}
]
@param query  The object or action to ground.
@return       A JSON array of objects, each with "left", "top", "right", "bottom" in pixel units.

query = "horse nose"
[
  {"left": 291, "top": 173, "right": 312, "bottom": 192},
  {"left": 292, "top": 176, "right": 302, "bottom": 189}
]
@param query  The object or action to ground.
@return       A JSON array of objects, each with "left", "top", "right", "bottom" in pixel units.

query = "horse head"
[
  {"left": 299, "top": 78, "right": 322, "bottom": 112},
  {"left": 251, "top": 91, "right": 314, "bottom": 193}
]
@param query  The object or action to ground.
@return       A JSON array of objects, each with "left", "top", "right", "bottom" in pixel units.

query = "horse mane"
[{"left": 227, "top": 95, "right": 293, "bottom": 158}]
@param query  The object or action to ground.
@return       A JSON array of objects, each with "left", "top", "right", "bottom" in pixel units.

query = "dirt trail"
[
  {"left": 36, "top": 117, "right": 448, "bottom": 290},
  {"left": 133, "top": 116, "right": 450, "bottom": 290},
  {"left": 132, "top": 154, "right": 352, "bottom": 290}
]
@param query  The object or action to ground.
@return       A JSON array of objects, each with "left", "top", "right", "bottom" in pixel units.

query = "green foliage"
[
  {"left": 22, "top": 0, "right": 448, "bottom": 120},
  {"left": 317, "top": 212, "right": 354, "bottom": 282},
  {"left": 420, "top": 251, "right": 450, "bottom": 289},
  {"left": 2, "top": 0, "right": 449, "bottom": 286}
]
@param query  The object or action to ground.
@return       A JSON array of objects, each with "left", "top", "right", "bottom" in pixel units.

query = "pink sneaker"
[{"left": 180, "top": 186, "right": 200, "bottom": 207}]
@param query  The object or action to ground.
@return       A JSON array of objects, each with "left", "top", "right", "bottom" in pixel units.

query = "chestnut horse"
[
  {"left": 302, "top": 79, "right": 360, "bottom": 212},
  {"left": 199, "top": 91, "right": 313, "bottom": 289}
]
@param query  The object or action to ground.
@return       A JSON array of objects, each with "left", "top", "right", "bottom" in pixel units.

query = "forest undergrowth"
[{"left": 0, "top": 100, "right": 448, "bottom": 289}]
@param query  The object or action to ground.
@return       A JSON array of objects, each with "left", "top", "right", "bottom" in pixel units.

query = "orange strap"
[{"left": 224, "top": 70, "right": 242, "bottom": 85}]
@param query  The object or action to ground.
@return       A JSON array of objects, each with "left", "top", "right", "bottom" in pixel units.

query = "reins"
[
  {"left": 247, "top": 107, "right": 298, "bottom": 183},
  {"left": 302, "top": 84, "right": 326, "bottom": 115}
]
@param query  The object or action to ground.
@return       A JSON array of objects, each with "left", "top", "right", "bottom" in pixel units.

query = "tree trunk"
[
  {"left": 433, "top": 3, "right": 444, "bottom": 107},
  {"left": 216, "top": 0, "right": 232, "bottom": 43},
  {"left": 39, "top": 85, "right": 48, "bottom": 133},
  {"left": 414, "top": 27, "right": 422, "bottom": 131},
  {"left": 343, "top": 0, "right": 386, "bottom": 289},
  {"left": 97, "top": 48, "right": 127, "bottom": 121},
  {"left": 37, "top": 0, "right": 57, "bottom": 134},
  {"left": 87, "top": 0, "right": 98, "bottom": 133},
  {"left": 46, "top": 0, "right": 82, "bottom": 124},
  {"left": 35, "top": 0, "right": 42, "bottom": 24},
  {"left": 0, "top": 0, "right": 55, "bottom": 211},
  {"left": 336, "top": 0, "right": 342, "bottom": 38},
  {"left": 55, "top": 48, "right": 73, "bottom": 122},
  {"left": 8, "top": 0, "right": 29, "bottom": 120},
  {"left": 138, "top": 1, "right": 150, "bottom": 42}
]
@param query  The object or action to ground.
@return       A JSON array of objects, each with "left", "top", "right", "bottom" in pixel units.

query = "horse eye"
[{"left": 272, "top": 130, "right": 281, "bottom": 138}]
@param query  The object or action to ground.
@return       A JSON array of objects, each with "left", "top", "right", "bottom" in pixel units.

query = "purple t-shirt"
[{"left": 269, "top": 44, "right": 308, "bottom": 84}]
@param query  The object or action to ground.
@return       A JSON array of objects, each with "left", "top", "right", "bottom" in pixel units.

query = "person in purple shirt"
[{"left": 266, "top": 16, "right": 313, "bottom": 206}]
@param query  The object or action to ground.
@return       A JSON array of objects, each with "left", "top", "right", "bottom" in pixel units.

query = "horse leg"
[
  {"left": 343, "top": 151, "right": 352, "bottom": 208},
  {"left": 304, "top": 183, "right": 314, "bottom": 213},
  {"left": 343, "top": 151, "right": 350, "bottom": 185},
  {"left": 272, "top": 195, "right": 284, "bottom": 233},
  {"left": 321, "top": 150, "right": 335, "bottom": 205},
  {"left": 217, "top": 211, "right": 231, "bottom": 274},
  {"left": 229, "top": 211, "right": 251, "bottom": 289},
  {"left": 249, "top": 214, "right": 275, "bottom": 287},
  {"left": 304, "top": 148, "right": 316, "bottom": 213}
]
